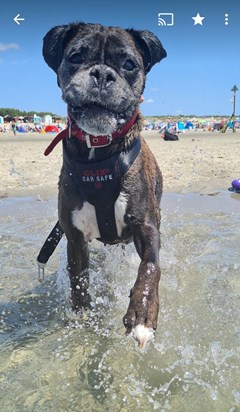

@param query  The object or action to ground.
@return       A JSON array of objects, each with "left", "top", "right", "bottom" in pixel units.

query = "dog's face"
[{"left": 43, "top": 23, "right": 166, "bottom": 136}]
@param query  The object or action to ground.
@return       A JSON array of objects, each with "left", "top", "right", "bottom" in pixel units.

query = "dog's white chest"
[
  {"left": 71, "top": 192, "right": 128, "bottom": 241},
  {"left": 72, "top": 202, "right": 100, "bottom": 241}
]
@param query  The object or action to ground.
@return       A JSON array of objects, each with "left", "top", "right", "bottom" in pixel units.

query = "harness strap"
[
  {"left": 96, "top": 203, "right": 119, "bottom": 243},
  {"left": 37, "top": 221, "right": 64, "bottom": 281}
]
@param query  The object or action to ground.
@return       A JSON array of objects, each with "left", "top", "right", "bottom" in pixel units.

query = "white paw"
[{"left": 131, "top": 324, "right": 155, "bottom": 349}]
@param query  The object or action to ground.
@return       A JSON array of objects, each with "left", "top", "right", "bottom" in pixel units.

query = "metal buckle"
[
  {"left": 85, "top": 134, "right": 112, "bottom": 149},
  {"left": 37, "top": 261, "right": 45, "bottom": 282}
]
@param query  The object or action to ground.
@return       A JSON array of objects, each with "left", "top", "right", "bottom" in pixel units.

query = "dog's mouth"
[
  {"left": 69, "top": 103, "right": 126, "bottom": 121},
  {"left": 68, "top": 103, "right": 129, "bottom": 136}
]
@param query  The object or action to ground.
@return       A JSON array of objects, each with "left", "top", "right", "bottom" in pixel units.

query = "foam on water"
[{"left": 0, "top": 192, "right": 240, "bottom": 411}]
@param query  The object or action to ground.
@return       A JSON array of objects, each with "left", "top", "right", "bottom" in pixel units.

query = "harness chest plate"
[{"left": 63, "top": 137, "right": 141, "bottom": 243}]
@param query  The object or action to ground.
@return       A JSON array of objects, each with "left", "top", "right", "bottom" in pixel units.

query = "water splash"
[
  {"left": 9, "top": 159, "right": 28, "bottom": 188},
  {"left": 0, "top": 193, "right": 239, "bottom": 411}
]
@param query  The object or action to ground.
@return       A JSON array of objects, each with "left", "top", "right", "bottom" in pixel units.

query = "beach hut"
[
  {"left": 42, "top": 114, "right": 52, "bottom": 125},
  {"left": 33, "top": 114, "right": 42, "bottom": 124}
]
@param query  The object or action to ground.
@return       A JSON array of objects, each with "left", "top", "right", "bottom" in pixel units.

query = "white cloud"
[
  {"left": 0, "top": 43, "right": 20, "bottom": 52},
  {"left": 151, "top": 88, "right": 161, "bottom": 92},
  {"left": 144, "top": 99, "right": 154, "bottom": 104}
]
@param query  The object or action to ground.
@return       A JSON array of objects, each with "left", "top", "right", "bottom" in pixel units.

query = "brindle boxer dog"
[{"left": 42, "top": 22, "right": 166, "bottom": 348}]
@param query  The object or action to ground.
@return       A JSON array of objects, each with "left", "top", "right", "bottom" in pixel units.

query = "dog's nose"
[{"left": 90, "top": 65, "right": 116, "bottom": 89}]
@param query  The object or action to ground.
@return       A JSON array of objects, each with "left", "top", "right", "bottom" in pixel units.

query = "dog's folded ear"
[
  {"left": 43, "top": 23, "right": 85, "bottom": 73},
  {"left": 127, "top": 29, "right": 167, "bottom": 73},
  {"left": 43, "top": 23, "right": 166, "bottom": 75}
]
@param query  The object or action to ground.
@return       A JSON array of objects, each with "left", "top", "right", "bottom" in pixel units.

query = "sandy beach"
[{"left": 0, "top": 129, "right": 239, "bottom": 198}]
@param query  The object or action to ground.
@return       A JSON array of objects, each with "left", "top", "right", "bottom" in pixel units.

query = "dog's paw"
[
  {"left": 123, "top": 284, "right": 159, "bottom": 348},
  {"left": 131, "top": 324, "right": 155, "bottom": 349},
  {"left": 123, "top": 310, "right": 157, "bottom": 349}
]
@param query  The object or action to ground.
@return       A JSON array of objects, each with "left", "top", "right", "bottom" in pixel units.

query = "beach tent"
[
  {"left": 235, "top": 118, "right": 240, "bottom": 128},
  {"left": 185, "top": 121, "right": 194, "bottom": 129},
  {"left": 177, "top": 122, "right": 185, "bottom": 131},
  {"left": 18, "top": 126, "right": 27, "bottom": 133},
  {"left": 0, "top": 116, "right": 3, "bottom": 124},
  {"left": 45, "top": 125, "right": 60, "bottom": 133}
]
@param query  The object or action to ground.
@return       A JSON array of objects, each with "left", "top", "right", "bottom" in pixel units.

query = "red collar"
[{"left": 44, "top": 112, "right": 138, "bottom": 156}]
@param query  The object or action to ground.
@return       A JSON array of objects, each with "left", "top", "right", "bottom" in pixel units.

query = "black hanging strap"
[{"left": 37, "top": 221, "right": 64, "bottom": 281}]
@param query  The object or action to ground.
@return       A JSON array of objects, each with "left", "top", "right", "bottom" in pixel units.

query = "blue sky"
[{"left": 0, "top": 0, "right": 239, "bottom": 116}]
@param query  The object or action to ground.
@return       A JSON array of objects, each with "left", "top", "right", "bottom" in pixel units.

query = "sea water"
[{"left": 0, "top": 192, "right": 239, "bottom": 412}]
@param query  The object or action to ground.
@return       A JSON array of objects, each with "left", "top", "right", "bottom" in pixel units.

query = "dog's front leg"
[
  {"left": 66, "top": 230, "right": 91, "bottom": 311},
  {"left": 123, "top": 221, "right": 161, "bottom": 348}
]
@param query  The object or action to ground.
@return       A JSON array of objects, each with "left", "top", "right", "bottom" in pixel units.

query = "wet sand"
[{"left": 0, "top": 129, "right": 239, "bottom": 198}]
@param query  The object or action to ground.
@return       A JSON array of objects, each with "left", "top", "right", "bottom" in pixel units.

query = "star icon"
[{"left": 192, "top": 13, "right": 205, "bottom": 25}]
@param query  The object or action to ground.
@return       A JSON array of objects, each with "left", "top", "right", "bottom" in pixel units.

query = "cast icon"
[{"left": 158, "top": 13, "right": 174, "bottom": 26}]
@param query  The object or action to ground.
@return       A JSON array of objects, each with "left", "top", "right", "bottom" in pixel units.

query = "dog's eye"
[
  {"left": 123, "top": 59, "right": 136, "bottom": 71},
  {"left": 68, "top": 53, "right": 84, "bottom": 64}
]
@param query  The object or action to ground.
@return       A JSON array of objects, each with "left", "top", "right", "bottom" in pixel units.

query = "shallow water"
[{"left": 0, "top": 192, "right": 240, "bottom": 412}]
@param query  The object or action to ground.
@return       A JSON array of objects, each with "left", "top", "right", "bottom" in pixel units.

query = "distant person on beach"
[{"left": 10, "top": 121, "right": 16, "bottom": 136}]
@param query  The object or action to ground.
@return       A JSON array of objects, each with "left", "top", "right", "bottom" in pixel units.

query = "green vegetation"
[
  {"left": 0, "top": 107, "right": 62, "bottom": 118},
  {"left": 144, "top": 114, "right": 229, "bottom": 120}
]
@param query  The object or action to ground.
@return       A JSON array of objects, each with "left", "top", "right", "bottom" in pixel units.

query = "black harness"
[
  {"left": 63, "top": 137, "right": 141, "bottom": 243},
  {"left": 37, "top": 133, "right": 141, "bottom": 280}
]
